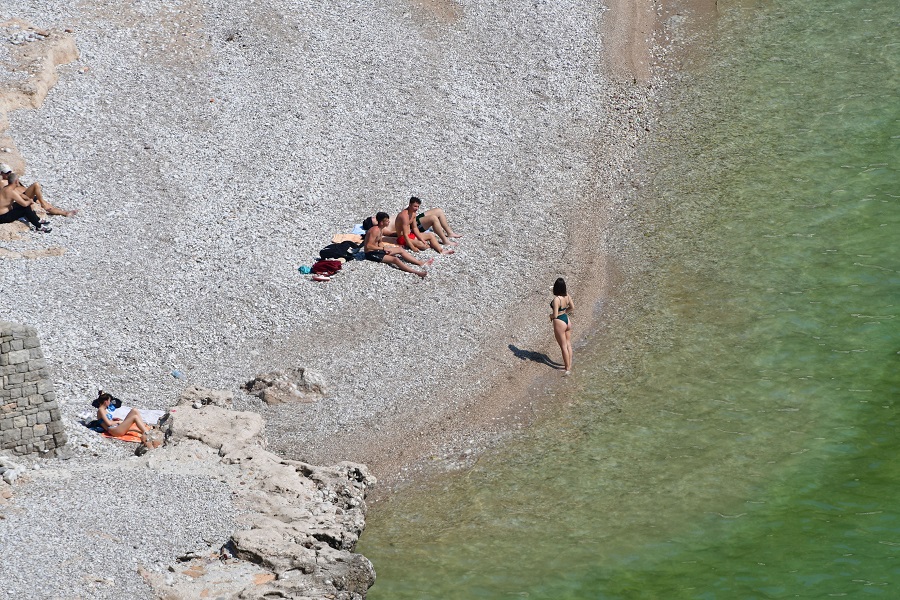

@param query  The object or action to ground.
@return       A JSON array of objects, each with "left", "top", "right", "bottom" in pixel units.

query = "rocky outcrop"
[
  {"left": 244, "top": 368, "right": 328, "bottom": 405},
  {"left": 142, "top": 388, "right": 376, "bottom": 599},
  {"left": 0, "top": 18, "right": 78, "bottom": 250},
  {"left": 0, "top": 19, "right": 79, "bottom": 174},
  {"left": 0, "top": 245, "right": 67, "bottom": 259},
  {"left": 159, "top": 402, "right": 266, "bottom": 456},
  {"left": 177, "top": 385, "right": 234, "bottom": 408}
]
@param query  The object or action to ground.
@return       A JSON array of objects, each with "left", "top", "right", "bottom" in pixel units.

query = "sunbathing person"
[
  {"left": 363, "top": 201, "right": 459, "bottom": 244},
  {"left": 0, "top": 176, "right": 50, "bottom": 232},
  {"left": 363, "top": 215, "right": 397, "bottom": 238},
  {"left": 93, "top": 391, "right": 152, "bottom": 437},
  {"left": 364, "top": 211, "right": 432, "bottom": 278},
  {"left": 409, "top": 197, "right": 462, "bottom": 246},
  {"left": 1, "top": 167, "right": 77, "bottom": 217},
  {"left": 394, "top": 197, "right": 454, "bottom": 254}
]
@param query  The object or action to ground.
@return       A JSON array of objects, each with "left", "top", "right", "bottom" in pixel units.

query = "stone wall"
[{"left": 0, "top": 321, "right": 67, "bottom": 456}]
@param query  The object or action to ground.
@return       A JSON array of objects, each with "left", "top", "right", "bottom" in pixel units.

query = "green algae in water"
[{"left": 359, "top": 0, "right": 900, "bottom": 597}]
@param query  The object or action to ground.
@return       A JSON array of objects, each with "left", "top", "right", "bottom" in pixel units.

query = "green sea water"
[{"left": 358, "top": 0, "right": 900, "bottom": 597}]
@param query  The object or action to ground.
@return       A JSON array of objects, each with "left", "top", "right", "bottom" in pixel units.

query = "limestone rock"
[
  {"left": 176, "top": 385, "right": 233, "bottom": 409},
  {"left": 0, "top": 19, "right": 78, "bottom": 175},
  {"left": 0, "top": 454, "right": 26, "bottom": 486},
  {"left": 158, "top": 404, "right": 266, "bottom": 456},
  {"left": 244, "top": 368, "right": 327, "bottom": 404}
]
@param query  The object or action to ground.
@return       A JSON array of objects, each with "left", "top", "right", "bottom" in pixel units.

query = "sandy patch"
[
  {"left": 0, "top": 221, "right": 28, "bottom": 240},
  {"left": 0, "top": 245, "right": 66, "bottom": 259},
  {"left": 409, "top": 0, "right": 463, "bottom": 24}
]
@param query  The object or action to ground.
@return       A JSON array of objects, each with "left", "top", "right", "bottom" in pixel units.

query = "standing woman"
[{"left": 550, "top": 277, "right": 575, "bottom": 375}]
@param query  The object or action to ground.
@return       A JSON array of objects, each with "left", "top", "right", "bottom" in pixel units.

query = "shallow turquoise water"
[{"left": 359, "top": 0, "right": 899, "bottom": 597}]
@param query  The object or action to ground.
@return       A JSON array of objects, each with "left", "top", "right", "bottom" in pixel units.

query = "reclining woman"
[{"left": 93, "top": 391, "right": 152, "bottom": 437}]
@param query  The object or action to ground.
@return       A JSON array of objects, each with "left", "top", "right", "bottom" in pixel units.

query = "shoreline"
[{"left": 321, "top": 0, "right": 713, "bottom": 497}]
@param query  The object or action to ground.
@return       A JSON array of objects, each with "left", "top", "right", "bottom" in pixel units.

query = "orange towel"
[
  {"left": 101, "top": 423, "right": 143, "bottom": 443},
  {"left": 331, "top": 233, "right": 363, "bottom": 243},
  {"left": 331, "top": 233, "right": 398, "bottom": 250}
]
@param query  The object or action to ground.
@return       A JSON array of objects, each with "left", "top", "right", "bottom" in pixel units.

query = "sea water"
[{"left": 358, "top": 0, "right": 899, "bottom": 597}]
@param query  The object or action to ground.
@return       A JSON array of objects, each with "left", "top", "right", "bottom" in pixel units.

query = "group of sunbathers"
[
  {"left": 0, "top": 163, "right": 77, "bottom": 233},
  {"left": 362, "top": 196, "right": 462, "bottom": 278}
]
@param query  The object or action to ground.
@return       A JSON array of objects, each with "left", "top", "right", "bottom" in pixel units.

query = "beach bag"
[{"left": 319, "top": 241, "right": 359, "bottom": 261}]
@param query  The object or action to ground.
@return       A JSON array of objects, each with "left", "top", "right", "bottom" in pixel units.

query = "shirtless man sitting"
[
  {"left": 409, "top": 197, "right": 462, "bottom": 246},
  {"left": 1, "top": 165, "right": 77, "bottom": 217},
  {"left": 364, "top": 211, "right": 432, "bottom": 278},
  {"left": 394, "top": 197, "right": 454, "bottom": 255},
  {"left": 0, "top": 174, "right": 51, "bottom": 232}
]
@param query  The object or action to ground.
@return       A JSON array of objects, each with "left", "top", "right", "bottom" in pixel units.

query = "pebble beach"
[{"left": 0, "top": 0, "right": 662, "bottom": 597}]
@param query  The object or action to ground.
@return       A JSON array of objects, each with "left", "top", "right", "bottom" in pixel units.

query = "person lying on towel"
[{"left": 92, "top": 391, "right": 152, "bottom": 437}]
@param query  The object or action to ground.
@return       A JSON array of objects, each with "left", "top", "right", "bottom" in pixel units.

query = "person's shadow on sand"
[{"left": 508, "top": 344, "right": 563, "bottom": 369}]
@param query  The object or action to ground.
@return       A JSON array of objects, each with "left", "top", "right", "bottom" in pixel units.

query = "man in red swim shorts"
[
  {"left": 396, "top": 230, "right": 417, "bottom": 247},
  {"left": 394, "top": 197, "right": 454, "bottom": 255}
]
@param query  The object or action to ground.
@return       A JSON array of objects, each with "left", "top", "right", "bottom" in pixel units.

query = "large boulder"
[
  {"left": 158, "top": 404, "right": 266, "bottom": 456},
  {"left": 244, "top": 368, "right": 327, "bottom": 404},
  {"left": 176, "top": 385, "right": 234, "bottom": 408}
]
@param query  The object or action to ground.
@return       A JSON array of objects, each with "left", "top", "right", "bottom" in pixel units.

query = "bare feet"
[
  {"left": 424, "top": 258, "right": 435, "bottom": 267},
  {"left": 416, "top": 270, "right": 427, "bottom": 279},
  {"left": 441, "top": 248, "right": 455, "bottom": 255},
  {"left": 449, "top": 232, "right": 463, "bottom": 238},
  {"left": 446, "top": 240, "right": 460, "bottom": 247},
  {"left": 65, "top": 209, "right": 79, "bottom": 217}
]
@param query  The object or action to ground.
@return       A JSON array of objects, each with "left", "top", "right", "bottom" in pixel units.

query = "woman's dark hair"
[
  {"left": 553, "top": 278, "right": 567, "bottom": 296},
  {"left": 92, "top": 390, "right": 112, "bottom": 408}
]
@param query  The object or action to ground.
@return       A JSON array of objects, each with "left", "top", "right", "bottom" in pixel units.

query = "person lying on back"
[
  {"left": 364, "top": 211, "right": 432, "bottom": 278},
  {"left": 363, "top": 214, "right": 398, "bottom": 242},
  {"left": 407, "top": 196, "right": 462, "bottom": 246},
  {"left": 363, "top": 214, "right": 396, "bottom": 237}
]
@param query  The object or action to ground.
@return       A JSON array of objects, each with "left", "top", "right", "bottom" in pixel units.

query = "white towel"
[{"left": 111, "top": 406, "right": 166, "bottom": 426}]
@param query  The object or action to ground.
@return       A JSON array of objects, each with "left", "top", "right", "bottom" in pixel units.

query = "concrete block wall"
[{"left": 0, "top": 321, "right": 67, "bottom": 456}]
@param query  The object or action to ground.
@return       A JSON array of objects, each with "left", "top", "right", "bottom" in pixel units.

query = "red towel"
[{"left": 312, "top": 259, "right": 342, "bottom": 276}]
